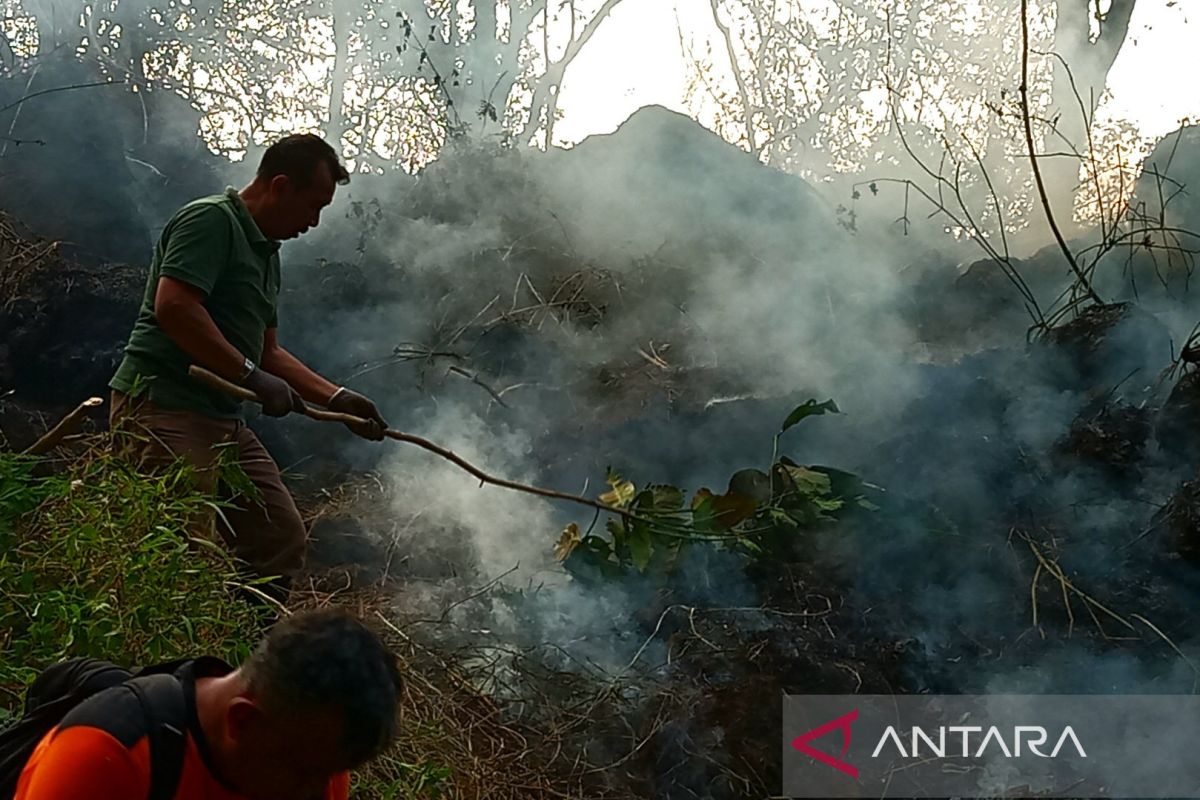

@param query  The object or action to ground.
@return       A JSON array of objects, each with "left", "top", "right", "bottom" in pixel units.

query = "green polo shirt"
[{"left": 110, "top": 188, "right": 282, "bottom": 419}]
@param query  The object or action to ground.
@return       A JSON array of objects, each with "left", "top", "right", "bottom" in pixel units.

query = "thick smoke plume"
[{"left": 262, "top": 104, "right": 1200, "bottom": 703}]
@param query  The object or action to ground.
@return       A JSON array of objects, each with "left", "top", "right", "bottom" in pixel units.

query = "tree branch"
[
  {"left": 23, "top": 397, "right": 103, "bottom": 455},
  {"left": 523, "top": 0, "right": 625, "bottom": 145},
  {"left": 1019, "top": 0, "right": 1102, "bottom": 305},
  {"left": 0, "top": 80, "right": 117, "bottom": 115},
  {"left": 705, "top": 0, "right": 759, "bottom": 157}
]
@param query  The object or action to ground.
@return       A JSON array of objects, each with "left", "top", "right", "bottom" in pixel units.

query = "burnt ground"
[
  {"left": 609, "top": 300, "right": 1200, "bottom": 796},
  {"left": 0, "top": 215, "right": 143, "bottom": 448}
]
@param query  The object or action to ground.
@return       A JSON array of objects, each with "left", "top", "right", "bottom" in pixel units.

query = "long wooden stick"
[
  {"left": 188, "top": 365, "right": 631, "bottom": 519},
  {"left": 23, "top": 397, "right": 103, "bottom": 455}
]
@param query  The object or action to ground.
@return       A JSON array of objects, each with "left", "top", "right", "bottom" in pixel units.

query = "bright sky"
[
  {"left": 1101, "top": 0, "right": 1198, "bottom": 138},
  {"left": 554, "top": 0, "right": 692, "bottom": 145},
  {"left": 553, "top": 0, "right": 1199, "bottom": 147}
]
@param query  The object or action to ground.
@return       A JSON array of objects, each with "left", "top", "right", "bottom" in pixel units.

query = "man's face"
[
  {"left": 229, "top": 701, "right": 350, "bottom": 800},
  {"left": 268, "top": 160, "right": 337, "bottom": 240}
]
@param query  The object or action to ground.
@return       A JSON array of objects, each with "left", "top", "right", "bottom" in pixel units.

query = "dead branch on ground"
[{"left": 22, "top": 397, "right": 103, "bottom": 455}]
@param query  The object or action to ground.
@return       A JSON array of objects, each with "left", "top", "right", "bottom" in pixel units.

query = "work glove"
[
  {"left": 327, "top": 387, "right": 388, "bottom": 441},
  {"left": 242, "top": 368, "right": 305, "bottom": 418}
]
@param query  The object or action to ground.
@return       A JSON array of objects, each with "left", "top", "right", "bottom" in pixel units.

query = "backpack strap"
[
  {"left": 130, "top": 659, "right": 196, "bottom": 681},
  {"left": 126, "top": 675, "right": 187, "bottom": 800},
  {"left": 0, "top": 660, "right": 132, "bottom": 800},
  {"left": 22, "top": 659, "right": 130, "bottom": 715}
]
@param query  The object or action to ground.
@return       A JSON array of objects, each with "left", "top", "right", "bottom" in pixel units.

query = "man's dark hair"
[
  {"left": 257, "top": 133, "right": 350, "bottom": 187},
  {"left": 242, "top": 608, "right": 401, "bottom": 766}
]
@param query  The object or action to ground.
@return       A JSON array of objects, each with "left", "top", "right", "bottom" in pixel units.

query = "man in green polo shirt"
[{"left": 110, "top": 133, "right": 386, "bottom": 593}]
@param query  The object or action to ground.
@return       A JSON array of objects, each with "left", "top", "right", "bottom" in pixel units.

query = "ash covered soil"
[{"left": 5, "top": 97, "right": 1200, "bottom": 797}]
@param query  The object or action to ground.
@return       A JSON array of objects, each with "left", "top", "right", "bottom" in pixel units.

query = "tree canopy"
[{"left": 0, "top": 0, "right": 1174, "bottom": 229}]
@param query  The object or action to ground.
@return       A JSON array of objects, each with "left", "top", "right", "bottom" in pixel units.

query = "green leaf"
[
  {"left": 809, "top": 465, "right": 880, "bottom": 497},
  {"left": 780, "top": 399, "right": 840, "bottom": 433},
  {"left": 710, "top": 490, "right": 759, "bottom": 530},
  {"left": 781, "top": 464, "right": 833, "bottom": 498},
  {"left": 628, "top": 522, "right": 653, "bottom": 572},
  {"left": 648, "top": 536, "right": 684, "bottom": 573},
  {"left": 766, "top": 507, "right": 799, "bottom": 527},
  {"left": 691, "top": 492, "right": 717, "bottom": 533},
  {"left": 562, "top": 536, "right": 622, "bottom": 582},
  {"left": 605, "top": 518, "right": 627, "bottom": 555},
  {"left": 727, "top": 469, "right": 772, "bottom": 503},
  {"left": 808, "top": 465, "right": 884, "bottom": 513},
  {"left": 738, "top": 538, "right": 764, "bottom": 555},
  {"left": 647, "top": 484, "right": 684, "bottom": 511},
  {"left": 813, "top": 496, "right": 845, "bottom": 513}
]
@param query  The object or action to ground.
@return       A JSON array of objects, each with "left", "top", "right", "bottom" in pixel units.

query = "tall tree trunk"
[
  {"left": 1044, "top": 0, "right": 1137, "bottom": 232},
  {"left": 328, "top": 1, "right": 351, "bottom": 156},
  {"left": 1053, "top": 0, "right": 1135, "bottom": 116},
  {"left": 35, "top": 0, "right": 83, "bottom": 54},
  {"left": 456, "top": 0, "right": 500, "bottom": 129},
  {"left": 705, "top": 0, "right": 760, "bottom": 159}
]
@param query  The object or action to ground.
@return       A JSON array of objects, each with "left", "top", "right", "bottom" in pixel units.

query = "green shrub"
[{"left": 0, "top": 450, "right": 269, "bottom": 711}]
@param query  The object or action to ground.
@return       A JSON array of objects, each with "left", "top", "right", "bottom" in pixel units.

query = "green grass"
[
  {"left": 351, "top": 753, "right": 453, "bottom": 800},
  {"left": 0, "top": 449, "right": 458, "bottom": 798},
  {"left": 0, "top": 449, "right": 269, "bottom": 710}
]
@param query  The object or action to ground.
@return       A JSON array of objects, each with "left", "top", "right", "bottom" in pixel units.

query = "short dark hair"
[
  {"left": 242, "top": 609, "right": 401, "bottom": 766},
  {"left": 257, "top": 133, "right": 350, "bottom": 187}
]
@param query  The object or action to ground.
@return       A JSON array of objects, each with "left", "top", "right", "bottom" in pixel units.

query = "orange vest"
[{"left": 15, "top": 660, "right": 349, "bottom": 800}]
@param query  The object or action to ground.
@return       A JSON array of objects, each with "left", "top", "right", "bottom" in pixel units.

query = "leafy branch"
[
  {"left": 394, "top": 11, "right": 465, "bottom": 136},
  {"left": 555, "top": 399, "right": 881, "bottom": 581}
]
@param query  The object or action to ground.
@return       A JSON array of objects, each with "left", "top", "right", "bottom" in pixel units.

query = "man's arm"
[
  {"left": 150, "top": 205, "right": 301, "bottom": 417},
  {"left": 156, "top": 278, "right": 302, "bottom": 417},
  {"left": 261, "top": 329, "right": 388, "bottom": 439},
  {"left": 259, "top": 328, "right": 338, "bottom": 405},
  {"left": 151, "top": 205, "right": 246, "bottom": 383},
  {"left": 154, "top": 276, "right": 246, "bottom": 381}
]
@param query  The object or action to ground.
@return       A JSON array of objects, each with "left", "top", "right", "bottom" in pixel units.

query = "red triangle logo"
[{"left": 791, "top": 708, "right": 859, "bottom": 778}]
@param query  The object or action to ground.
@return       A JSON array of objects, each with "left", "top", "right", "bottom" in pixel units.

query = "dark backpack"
[{"left": 0, "top": 657, "right": 191, "bottom": 800}]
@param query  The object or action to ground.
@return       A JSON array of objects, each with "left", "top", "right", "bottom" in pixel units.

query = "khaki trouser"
[{"left": 109, "top": 391, "right": 307, "bottom": 583}]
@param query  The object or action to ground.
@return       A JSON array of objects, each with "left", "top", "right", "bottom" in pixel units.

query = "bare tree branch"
[
  {"left": 704, "top": 0, "right": 760, "bottom": 158},
  {"left": 1019, "top": 0, "right": 1102, "bottom": 305},
  {"left": 523, "top": 0, "right": 626, "bottom": 146}
]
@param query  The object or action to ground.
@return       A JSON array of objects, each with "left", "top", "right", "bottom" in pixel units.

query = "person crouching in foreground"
[{"left": 15, "top": 609, "right": 401, "bottom": 800}]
